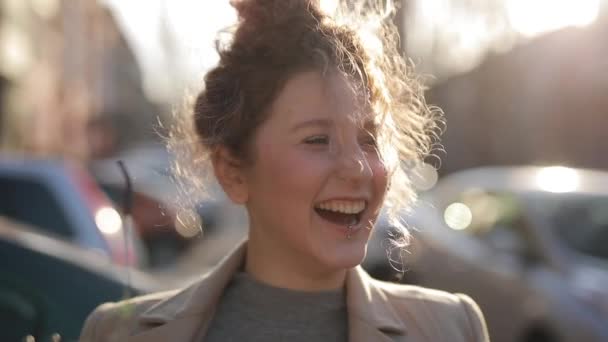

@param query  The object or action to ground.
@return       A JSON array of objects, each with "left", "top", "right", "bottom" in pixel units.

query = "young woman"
[{"left": 80, "top": 0, "right": 489, "bottom": 341}]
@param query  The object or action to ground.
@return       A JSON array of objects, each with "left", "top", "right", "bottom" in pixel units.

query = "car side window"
[
  {"left": 549, "top": 195, "right": 608, "bottom": 260},
  {"left": 0, "top": 178, "right": 74, "bottom": 238}
]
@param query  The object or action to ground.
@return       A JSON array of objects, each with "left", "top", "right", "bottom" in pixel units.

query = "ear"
[{"left": 212, "top": 146, "right": 249, "bottom": 204}]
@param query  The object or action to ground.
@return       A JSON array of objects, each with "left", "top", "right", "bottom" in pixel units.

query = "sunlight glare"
[
  {"left": 507, "top": 0, "right": 600, "bottom": 37},
  {"left": 319, "top": 0, "right": 339, "bottom": 16},
  {"left": 536, "top": 166, "right": 580, "bottom": 193}
]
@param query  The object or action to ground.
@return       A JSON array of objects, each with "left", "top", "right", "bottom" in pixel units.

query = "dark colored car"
[
  {"left": 365, "top": 166, "right": 608, "bottom": 342},
  {"left": 0, "top": 217, "right": 153, "bottom": 342},
  {"left": 0, "top": 158, "right": 142, "bottom": 267}
]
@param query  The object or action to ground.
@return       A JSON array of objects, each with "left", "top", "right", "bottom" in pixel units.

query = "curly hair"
[{"left": 168, "top": 0, "right": 443, "bottom": 252}]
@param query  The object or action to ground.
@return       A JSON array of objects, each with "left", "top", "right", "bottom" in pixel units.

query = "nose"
[{"left": 335, "top": 143, "right": 373, "bottom": 184}]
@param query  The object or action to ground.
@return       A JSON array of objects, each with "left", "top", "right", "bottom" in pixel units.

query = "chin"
[{"left": 324, "top": 241, "right": 369, "bottom": 270}]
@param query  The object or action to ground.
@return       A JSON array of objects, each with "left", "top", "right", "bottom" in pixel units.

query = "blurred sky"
[{"left": 102, "top": 0, "right": 605, "bottom": 104}]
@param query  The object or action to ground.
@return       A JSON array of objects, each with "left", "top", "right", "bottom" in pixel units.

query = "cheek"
[
  {"left": 371, "top": 159, "right": 390, "bottom": 197},
  {"left": 253, "top": 143, "right": 324, "bottom": 197}
]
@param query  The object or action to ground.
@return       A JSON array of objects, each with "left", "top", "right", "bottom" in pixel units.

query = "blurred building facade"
[
  {"left": 427, "top": 12, "right": 608, "bottom": 174},
  {"left": 0, "top": 0, "right": 158, "bottom": 162}
]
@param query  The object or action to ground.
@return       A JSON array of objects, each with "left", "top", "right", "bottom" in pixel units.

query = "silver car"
[{"left": 364, "top": 166, "right": 608, "bottom": 342}]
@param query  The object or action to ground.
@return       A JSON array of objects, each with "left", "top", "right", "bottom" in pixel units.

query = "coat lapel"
[
  {"left": 128, "top": 315, "right": 206, "bottom": 342},
  {"left": 128, "top": 240, "right": 247, "bottom": 342},
  {"left": 346, "top": 266, "right": 408, "bottom": 342}
]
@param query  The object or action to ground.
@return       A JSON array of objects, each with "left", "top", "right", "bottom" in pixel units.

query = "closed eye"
[
  {"left": 360, "top": 134, "right": 378, "bottom": 150},
  {"left": 303, "top": 135, "right": 329, "bottom": 145}
]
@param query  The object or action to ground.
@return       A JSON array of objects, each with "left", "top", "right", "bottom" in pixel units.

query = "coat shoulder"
[
  {"left": 371, "top": 279, "right": 490, "bottom": 341},
  {"left": 79, "top": 290, "right": 179, "bottom": 342},
  {"left": 373, "top": 278, "right": 466, "bottom": 304}
]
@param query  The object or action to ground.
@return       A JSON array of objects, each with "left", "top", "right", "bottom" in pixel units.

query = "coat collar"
[
  {"left": 346, "top": 265, "right": 407, "bottom": 336},
  {"left": 138, "top": 241, "right": 247, "bottom": 324},
  {"left": 134, "top": 240, "right": 406, "bottom": 341}
]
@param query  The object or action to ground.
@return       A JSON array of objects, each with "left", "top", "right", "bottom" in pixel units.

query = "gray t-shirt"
[{"left": 204, "top": 272, "right": 348, "bottom": 342}]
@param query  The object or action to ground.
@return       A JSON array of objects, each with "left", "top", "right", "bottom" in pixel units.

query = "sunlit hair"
[{"left": 167, "top": 0, "right": 443, "bottom": 258}]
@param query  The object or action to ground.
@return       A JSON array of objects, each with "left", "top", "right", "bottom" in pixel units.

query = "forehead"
[{"left": 268, "top": 70, "right": 376, "bottom": 127}]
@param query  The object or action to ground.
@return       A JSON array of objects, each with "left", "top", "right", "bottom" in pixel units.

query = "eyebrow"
[
  {"left": 290, "top": 118, "right": 380, "bottom": 134},
  {"left": 290, "top": 119, "right": 331, "bottom": 132}
]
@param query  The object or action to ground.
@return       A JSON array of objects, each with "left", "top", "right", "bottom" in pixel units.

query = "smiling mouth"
[{"left": 313, "top": 199, "right": 366, "bottom": 227}]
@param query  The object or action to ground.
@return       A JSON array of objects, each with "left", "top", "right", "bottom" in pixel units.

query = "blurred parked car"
[
  {"left": 0, "top": 217, "right": 153, "bottom": 342},
  {"left": 0, "top": 158, "right": 142, "bottom": 267},
  {"left": 365, "top": 166, "right": 608, "bottom": 342},
  {"left": 90, "top": 145, "right": 226, "bottom": 268},
  {"left": 98, "top": 182, "right": 202, "bottom": 268}
]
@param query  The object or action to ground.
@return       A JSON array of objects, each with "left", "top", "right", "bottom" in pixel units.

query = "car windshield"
[{"left": 524, "top": 193, "right": 608, "bottom": 260}]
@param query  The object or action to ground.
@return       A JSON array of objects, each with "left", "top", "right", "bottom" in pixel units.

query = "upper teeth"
[{"left": 315, "top": 200, "right": 366, "bottom": 214}]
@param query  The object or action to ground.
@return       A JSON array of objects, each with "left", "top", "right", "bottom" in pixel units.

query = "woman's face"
[{"left": 241, "top": 71, "right": 389, "bottom": 273}]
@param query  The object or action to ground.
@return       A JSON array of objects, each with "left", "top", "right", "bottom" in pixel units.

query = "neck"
[{"left": 245, "top": 229, "right": 347, "bottom": 291}]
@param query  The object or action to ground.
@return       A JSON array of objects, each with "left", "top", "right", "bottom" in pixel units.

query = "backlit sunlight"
[
  {"left": 536, "top": 166, "right": 580, "bottom": 193},
  {"left": 319, "top": 0, "right": 339, "bottom": 15},
  {"left": 507, "top": 0, "right": 600, "bottom": 37},
  {"left": 103, "top": 0, "right": 237, "bottom": 102}
]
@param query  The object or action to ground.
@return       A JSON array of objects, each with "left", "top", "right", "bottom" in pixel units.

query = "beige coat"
[{"left": 80, "top": 242, "right": 490, "bottom": 341}]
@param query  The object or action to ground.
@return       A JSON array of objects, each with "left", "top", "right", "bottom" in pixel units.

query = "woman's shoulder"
[
  {"left": 369, "top": 278, "right": 490, "bottom": 341},
  {"left": 79, "top": 290, "right": 180, "bottom": 341}
]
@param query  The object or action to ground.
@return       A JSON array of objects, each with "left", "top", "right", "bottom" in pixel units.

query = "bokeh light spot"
[
  {"left": 95, "top": 207, "right": 122, "bottom": 235},
  {"left": 411, "top": 162, "right": 439, "bottom": 191},
  {"left": 444, "top": 202, "right": 473, "bottom": 231},
  {"left": 536, "top": 166, "right": 579, "bottom": 193}
]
